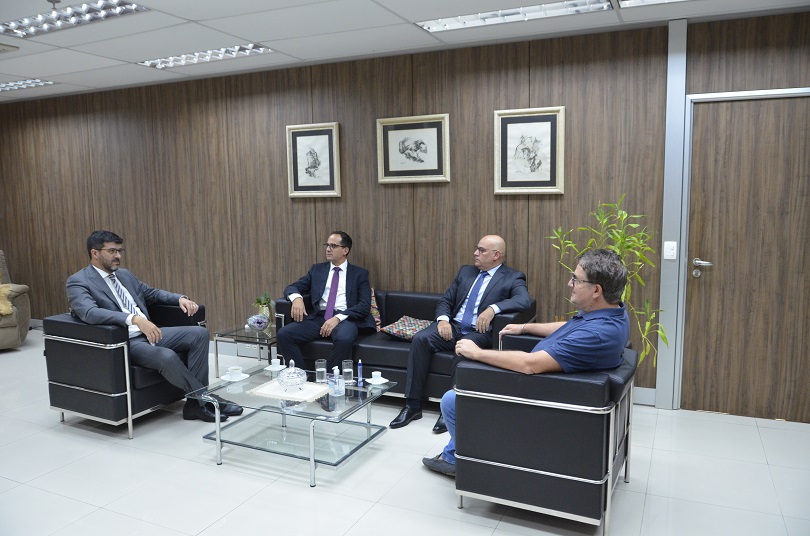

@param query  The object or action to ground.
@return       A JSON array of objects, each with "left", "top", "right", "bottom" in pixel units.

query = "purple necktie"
[{"left": 324, "top": 267, "right": 341, "bottom": 320}]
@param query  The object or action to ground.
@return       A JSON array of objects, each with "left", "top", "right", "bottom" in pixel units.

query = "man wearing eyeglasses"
[
  {"left": 390, "top": 235, "right": 531, "bottom": 433},
  {"left": 422, "top": 249, "right": 630, "bottom": 477},
  {"left": 277, "top": 230, "right": 375, "bottom": 371},
  {"left": 66, "top": 230, "right": 242, "bottom": 423}
]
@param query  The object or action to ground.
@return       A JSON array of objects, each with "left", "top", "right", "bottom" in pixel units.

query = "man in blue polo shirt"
[{"left": 423, "top": 248, "right": 630, "bottom": 477}]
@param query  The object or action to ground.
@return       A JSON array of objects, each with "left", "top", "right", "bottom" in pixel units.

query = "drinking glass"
[
  {"left": 315, "top": 359, "right": 327, "bottom": 383},
  {"left": 342, "top": 359, "right": 355, "bottom": 385}
]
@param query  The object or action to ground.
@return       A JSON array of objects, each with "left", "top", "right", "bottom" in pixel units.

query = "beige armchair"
[{"left": 0, "top": 250, "right": 31, "bottom": 350}]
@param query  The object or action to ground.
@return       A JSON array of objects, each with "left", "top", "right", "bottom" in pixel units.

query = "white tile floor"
[{"left": 1, "top": 329, "right": 809, "bottom": 536}]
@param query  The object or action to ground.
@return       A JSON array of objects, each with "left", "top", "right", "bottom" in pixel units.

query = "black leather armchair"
[
  {"left": 454, "top": 334, "right": 637, "bottom": 535},
  {"left": 43, "top": 304, "right": 206, "bottom": 439}
]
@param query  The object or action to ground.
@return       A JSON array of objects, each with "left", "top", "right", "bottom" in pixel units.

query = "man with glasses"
[
  {"left": 390, "top": 235, "right": 531, "bottom": 433},
  {"left": 277, "top": 231, "right": 375, "bottom": 371},
  {"left": 66, "top": 230, "right": 242, "bottom": 423},
  {"left": 422, "top": 249, "right": 630, "bottom": 477}
]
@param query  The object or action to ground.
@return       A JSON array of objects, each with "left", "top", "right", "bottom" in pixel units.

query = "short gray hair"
[{"left": 577, "top": 249, "right": 628, "bottom": 304}]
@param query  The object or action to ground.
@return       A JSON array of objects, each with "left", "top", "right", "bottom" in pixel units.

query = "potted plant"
[
  {"left": 254, "top": 292, "right": 275, "bottom": 318},
  {"left": 547, "top": 195, "right": 668, "bottom": 366}
]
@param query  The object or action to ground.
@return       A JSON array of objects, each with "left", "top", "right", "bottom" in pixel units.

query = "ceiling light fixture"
[
  {"left": 619, "top": 0, "right": 694, "bottom": 7},
  {"left": 0, "top": 79, "right": 55, "bottom": 92},
  {"left": 416, "top": 1, "right": 612, "bottom": 33},
  {"left": 0, "top": 1, "right": 148, "bottom": 39},
  {"left": 138, "top": 43, "right": 272, "bottom": 70}
]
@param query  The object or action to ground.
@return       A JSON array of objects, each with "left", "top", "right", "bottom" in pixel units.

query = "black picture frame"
[
  {"left": 287, "top": 122, "right": 340, "bottom": 197},
  {"left": 494, "top": 107, "right": 565, "bottom": 195}
]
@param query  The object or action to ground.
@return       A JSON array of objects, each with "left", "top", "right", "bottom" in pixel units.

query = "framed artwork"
[
  {"left": 494, "top": 106, "right": 565, "bottom": 195},
  {"left": 286, "top": 122, "right": 340, "bottom": 198},
  {"left": 377, "top": 113, "right": 450, "bottom": 183}
]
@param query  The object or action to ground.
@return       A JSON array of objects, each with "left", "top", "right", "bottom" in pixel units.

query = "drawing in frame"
[
  {"left": 287, "top": 122, "right": 340, "bottom": 198},
  {"left": 494, "top": 106, "right": 564, "bottom": 195},
  {"left": 377, "top": 113, "right": 450, "bottom": 183}
]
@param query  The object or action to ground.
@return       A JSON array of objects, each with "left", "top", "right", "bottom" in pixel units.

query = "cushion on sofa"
[
  {"left": 381, "top": 315, "right": 432, "bottom": 340},
  {"left": 370, "top": 288, "right": 381, "bottom": 331},
  {"left": 0, "top": 284, "right": 12, "bottom": 316}
]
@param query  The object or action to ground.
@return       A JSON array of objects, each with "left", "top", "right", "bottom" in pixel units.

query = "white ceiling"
[{"left": 0, "top": 0, "right": 808, "bottom": 103}]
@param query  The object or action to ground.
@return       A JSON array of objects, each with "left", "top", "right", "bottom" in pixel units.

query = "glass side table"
[{"left": 213, "top": 325, "right": 277, "bottom": 378}]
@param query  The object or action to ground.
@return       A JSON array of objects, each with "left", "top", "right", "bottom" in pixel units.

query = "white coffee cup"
[
  {"left": 371, "top": 371, "right": 382, "bottom": 380},
  {"left": 227, "top": 366, "right": 243, "bottom": 380},
  {"left": 270, "top": 358, "right": 280, "bottom": 368}
]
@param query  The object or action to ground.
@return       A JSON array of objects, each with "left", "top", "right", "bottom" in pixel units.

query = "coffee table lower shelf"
[{"left": 203, "top": 408, "right": 387, "bottom": 486}]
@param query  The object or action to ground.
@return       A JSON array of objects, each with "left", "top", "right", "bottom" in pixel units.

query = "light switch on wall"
[{"left": 664, "top": 241, "right": 677, "bottom": 260}]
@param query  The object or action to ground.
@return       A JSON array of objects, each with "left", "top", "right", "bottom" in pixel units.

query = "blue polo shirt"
[{"left": 532, "top": 303, "right": 630, "bottom": 373}]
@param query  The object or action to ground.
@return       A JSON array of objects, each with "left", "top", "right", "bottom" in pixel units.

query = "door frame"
[{"left": 655, "top": 84, "right": 810, "bottom": 410}]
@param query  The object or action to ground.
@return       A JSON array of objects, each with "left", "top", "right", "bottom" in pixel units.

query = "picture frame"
[
  {"left": 377, "top": 113, "right": 450, "bottom": 183},
  {"left": 287, "top": 122, "right": 340, "bottom": 198},
  {"left": 494, "top": 106, "right": 565, "bottom": 195}
]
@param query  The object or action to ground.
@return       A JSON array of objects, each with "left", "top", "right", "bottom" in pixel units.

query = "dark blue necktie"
[{"left": 460, "top": 271, "right": 489, "bottom": 334}]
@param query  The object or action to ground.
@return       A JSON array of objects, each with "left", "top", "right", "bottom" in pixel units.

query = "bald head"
[{"left": 474, "top": 235, "right": 506, "bottom": 271}]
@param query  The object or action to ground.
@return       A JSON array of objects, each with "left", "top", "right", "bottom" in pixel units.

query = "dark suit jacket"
[
  {"left": 436, "top": 264, "right": 531, "bottom": 321},
  {"left": 67, "top": 265, "right": 183, "bottom": 326},
  {"left": 284, "top": 262, "right": 375, "bottom": 330}
]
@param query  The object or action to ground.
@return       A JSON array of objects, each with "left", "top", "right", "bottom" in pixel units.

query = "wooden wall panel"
[
  {"left": 221, "top": 67, "right": 314, "bottom": 323},
  {"left": 530, "top": 28, "right": 668, "bottom": 387},
  {"left": 309, "top": 57, "right": 415, "bottom": 292},
  {"left": 411, "top": 43, "right": 531, "bottom": 294},
  {"left": 0, "top": 97, "right": 95, "bottom": 314},
  {"left": 687, "top": 12, "right": 810, "bottom": 94}
]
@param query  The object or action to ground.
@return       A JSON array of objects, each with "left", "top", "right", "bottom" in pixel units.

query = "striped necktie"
[{"left": 109, "top": 274, "right": 138, "bottom": 315}]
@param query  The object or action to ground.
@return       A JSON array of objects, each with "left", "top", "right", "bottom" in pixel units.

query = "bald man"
[{"left": 390, "top": 235, "right": 531, "bottom": 432}]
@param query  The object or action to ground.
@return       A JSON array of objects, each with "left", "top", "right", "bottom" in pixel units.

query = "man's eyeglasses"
[
  {"left": 97, "top": 248, "right": 125, "bottom": 255},
  {"left": 475, "top": 247, "right": 498, "bottom": 254},
  {"left": 323, "top": 243, "right": 346, "bottom": 250},
  {"left": 570, "top": 272, "right": 594, "bottom": 285}
]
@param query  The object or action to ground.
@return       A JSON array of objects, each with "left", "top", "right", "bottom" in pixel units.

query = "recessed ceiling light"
[
  {"left": 0, "top": 79, "right": 55, "bottom": 92},
  {"left": 138, "top": 44, "right": 272, "bottom": 70},
  {"left": 619, "top": 0, "right": 694, "bottom": 6},
  {"left": 416, "top": 1, "right": 613, "bottom": 33},
  {"left": 0, "top": 1, "right": 147, "bottom": 39}
]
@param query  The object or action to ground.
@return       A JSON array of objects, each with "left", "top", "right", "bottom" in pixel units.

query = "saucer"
[
  {"left": 366, "top": 376, "right": 388, "bottom": 385},
  {"left": 264, "top": 364, "right": 285, "bottom": 372},
  {"left": 220, "top": 373, "right": 249, "bottom": 382}
]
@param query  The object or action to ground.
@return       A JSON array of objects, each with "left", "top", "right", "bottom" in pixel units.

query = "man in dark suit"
[
  {"left": 67, "top": 230, "right": 242, "bottom": 423},
  {"left": 390, "top": 235, "right": 531, "bottom": 432},
  {"left": 277, "top": 231, "right": 375, "bottom": 370}
]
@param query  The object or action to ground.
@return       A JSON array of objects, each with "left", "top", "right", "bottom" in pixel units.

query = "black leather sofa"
[
  {"left": 454, "top": 334, "right": 637, "bottom": 535},
  {"left": 275, "top": 291, "right": 536, "bottom": 401},
  {"left": 43, "top": 304, "right": 206, "bottom": 439}
]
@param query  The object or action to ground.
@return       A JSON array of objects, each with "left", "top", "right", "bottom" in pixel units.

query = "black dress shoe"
[
  {"left": 389, "top": 406, "right": 422, "bottom": 429},
  {"left": 183, "top": 402, "right": 228, "bottom": 422},
  {"left": 210, "top": 394, "right": 244, "bottom": 416},
  {"left": 432, "top": 414, "right": 447, "bottom": 434}
]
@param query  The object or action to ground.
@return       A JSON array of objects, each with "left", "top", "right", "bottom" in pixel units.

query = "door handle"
[{"left": 693, "top": 258, "right": 713, "bottom": 267}]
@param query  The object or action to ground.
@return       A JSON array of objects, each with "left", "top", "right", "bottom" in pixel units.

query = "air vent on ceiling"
[{"left": 0, "top": 43, "right": 20, "bottom": 54}]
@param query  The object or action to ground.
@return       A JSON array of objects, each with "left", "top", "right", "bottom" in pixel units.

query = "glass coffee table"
[
  {"left": 186, "top": 364, "right": 395, "bottom": 486},
  {"left": 213, "top": 325, "right": 277, "bottom": 377}
]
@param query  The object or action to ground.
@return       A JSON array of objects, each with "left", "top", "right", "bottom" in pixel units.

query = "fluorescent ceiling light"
[
  {"left": 138, "top": 44, "right": 272, "bottom": 70},
  {"left": 0, "top": 79, "right": 54, "bottom": 92},
  {"left": 416, "top": 1, "right": 612, "bottom": 32},
  {"left": 620, "top": 0, "right": 694, "bottom": 6},
  {"left": 0, "top": 1, "right": 147, "bottom": 39}
]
